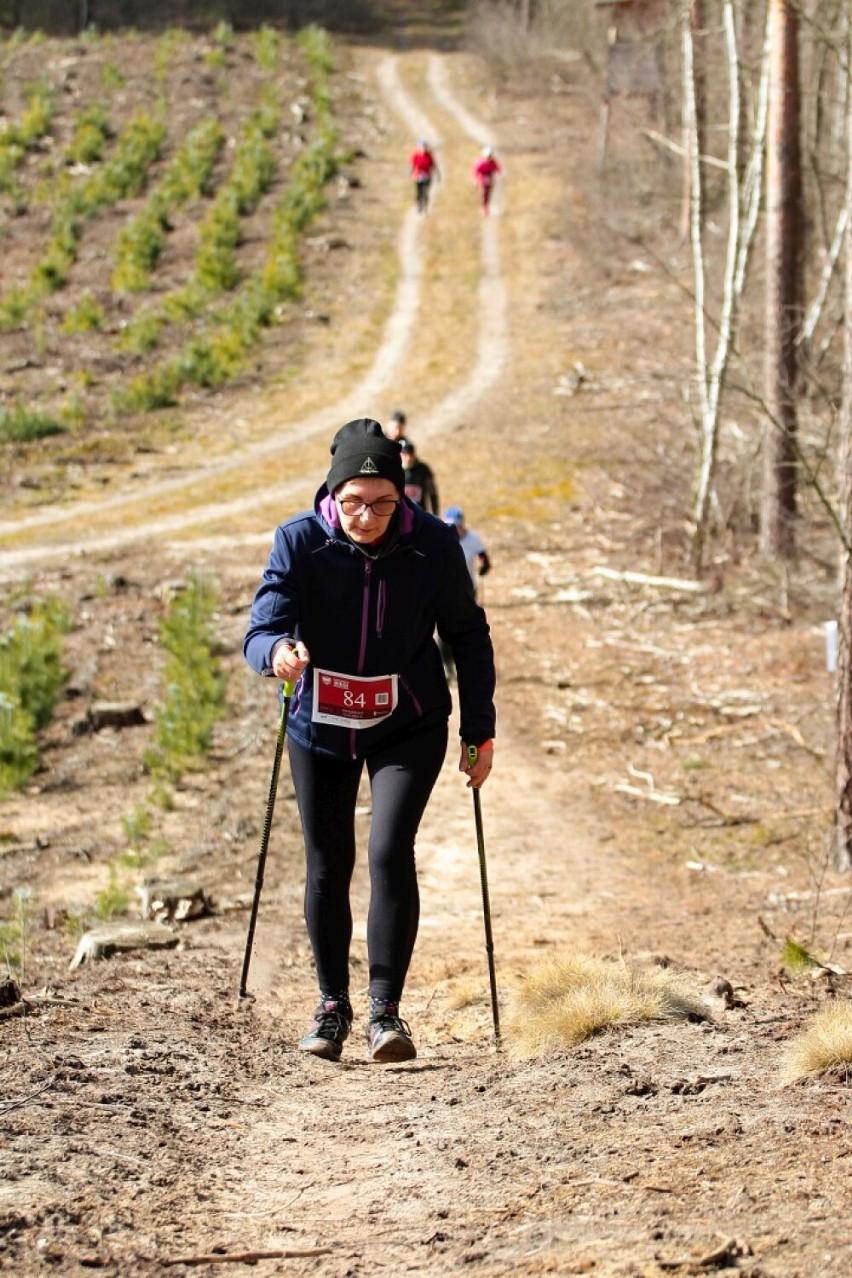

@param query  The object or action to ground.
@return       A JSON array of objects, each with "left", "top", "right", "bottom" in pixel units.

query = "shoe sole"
[
  {"left": 366, "top": 1032, "right": 417, "bottom": 1063},
  {"left": 298, "top": 1036, "right": 344, "bottom": 1062}
]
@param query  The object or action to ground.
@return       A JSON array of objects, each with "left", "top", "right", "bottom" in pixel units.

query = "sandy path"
[{"left": 0, "top": 51, "right": 505, "bottom": 575}]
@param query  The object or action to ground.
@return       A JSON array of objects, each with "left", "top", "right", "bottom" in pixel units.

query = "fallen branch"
[
  {"left": 681, "top": 794, "right": 758, "bottom": 827},
  {"left": 640, "top": 127, "right": 729, "bottom": 170},
  {"left": 657, "top": 1237, "right": 751, "bottom": 1270},
  {"left": 0, "top": 1073, "right": 57, "bottom": 1115},
  {"left": 682, "top": 718, "right": 762, "bottom": 745},
  {"left": 163, "top": 1247, "right": 334, "bottom": 1267},
  {"left": 615, "top": 767, "right": 682, "bottom": 806},
  {"left": 614, "top": 783, "right": 682, "bottom": 806},
  {"left": 0, "top": 1003, "right": 28, "bottom": 1021},
  {"left": 682, "top": 814, "right": 757, "bottom": 829},
  {"left": 0, "top": 990, "right": 83, "bottom": 1019},
  {"left": 590, "top": 566, "right": 712, "bottom": 594}
]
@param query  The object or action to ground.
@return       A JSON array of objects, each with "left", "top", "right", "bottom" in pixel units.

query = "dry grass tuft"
[
  {"left": 505, "top": 952, "right": 707, "bottom": 1059},
  {"left": 445, "top": 978, "right": 485, "bottom": 1012},
  {"left": 780, "top": 1001, "right": 852, "bottom": 1083}
]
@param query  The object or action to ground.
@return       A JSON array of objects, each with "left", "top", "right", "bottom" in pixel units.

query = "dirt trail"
[{"left": 3, "top": 39, "right": 852, "bottom": 1278}]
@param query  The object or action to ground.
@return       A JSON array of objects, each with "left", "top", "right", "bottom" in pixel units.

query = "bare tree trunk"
[
  {"left": 834, "top": 19, "right": 852, "bottom": 873},
  {"left": 760, "top": 0, "right": 803, "bottom": 560},
  {"left": 680, "top": 0, "right": 707, "bottom": 241},
  {"left": 735, "top": 0, "right": 762, "bottom": 49},
  {"left": 689, "top": 1, "right": 767, "bottom": 571}
]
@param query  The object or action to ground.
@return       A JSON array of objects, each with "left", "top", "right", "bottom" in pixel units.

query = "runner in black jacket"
[
  {"left": 244, "top": 418, "right": 496, "bottom": 1065},
  {"left": 400, "top": 437, "right": 440, "bottom": 514}
]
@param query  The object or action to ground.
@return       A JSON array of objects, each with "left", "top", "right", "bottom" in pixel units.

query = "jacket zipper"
[
  {"left": 351, "top": 559, "right": 372, "bottom": 758},
  {"left": 348, "top": 562, "right": 399, "bottom": 754},
  {"left": 357, "top": 559, "right": 371, "bottom": 673},
  {"left": 376, "top": 579, "right": 386, "bottom": 638}
]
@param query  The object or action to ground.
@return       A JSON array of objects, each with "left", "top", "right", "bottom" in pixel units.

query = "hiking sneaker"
[
  {"left": 298, "top": 997, "right": 352, "bottom": 1062},
  {"left": 365, "top": 1001, "right": 417, "bottom": 1063}
]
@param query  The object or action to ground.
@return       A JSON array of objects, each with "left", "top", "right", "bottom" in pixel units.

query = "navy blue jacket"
[{"left": 243, "top": 489, "right": 496, "bottom": 760}]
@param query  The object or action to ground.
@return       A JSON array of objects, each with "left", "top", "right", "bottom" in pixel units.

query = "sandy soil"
[{"left": 2, "top": 26, "right": 851, "bottom": 1278}]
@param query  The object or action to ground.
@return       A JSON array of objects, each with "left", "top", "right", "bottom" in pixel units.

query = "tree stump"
[{"left": 69, "top": 922, "right": 179, "bottom": 970}]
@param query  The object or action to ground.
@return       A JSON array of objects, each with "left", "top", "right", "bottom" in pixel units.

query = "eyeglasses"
[{"left": 337, "top": 496, "right": 400, "bottom": 518}]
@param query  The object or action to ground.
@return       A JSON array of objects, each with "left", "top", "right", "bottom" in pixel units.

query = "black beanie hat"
[{"left": 326, "top": 418, "right": 404, "bottom": 494}]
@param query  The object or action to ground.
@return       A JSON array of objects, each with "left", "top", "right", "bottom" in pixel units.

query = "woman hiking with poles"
[{"left": 243, "top": 418, "right": 496, "bottom": 1064}]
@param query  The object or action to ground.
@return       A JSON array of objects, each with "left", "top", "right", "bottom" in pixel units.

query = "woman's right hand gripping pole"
[{"left": 272, "top": 640, "right": 310, "bottom": 685}]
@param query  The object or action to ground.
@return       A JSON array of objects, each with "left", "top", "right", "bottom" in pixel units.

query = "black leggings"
[
  {"left": 415, "top": 177, "right": 431, "bottom": 212},
  {"left": 287, "top": 722, "right": 448, "bottom": 1004}
]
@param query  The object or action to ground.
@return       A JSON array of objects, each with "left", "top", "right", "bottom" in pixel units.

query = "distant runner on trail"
[
  {"left": 443, "top": 506, "right": 491, "bottom": 600},
  {"left": 400, "top": 437, "right": 440, "bottom": 514},
  {"left": 243, "top": 418, "right": 496, "bottom": 1066},
  {"left": 440, "top": 506, "right": 492, "bottom": 680},
  {"left": 473, "top": 145, "right": 501, "bottom": 216},
  {"left": 385, "top": 408, "right": 407, "bottom": 441},
  {"left": 409, "top": 138, "right": 440, "bottom": 213}
]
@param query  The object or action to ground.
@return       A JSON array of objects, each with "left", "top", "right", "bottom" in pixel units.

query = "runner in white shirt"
[{"left": 443, "top": 506, "right": 491, "bottom": 600}]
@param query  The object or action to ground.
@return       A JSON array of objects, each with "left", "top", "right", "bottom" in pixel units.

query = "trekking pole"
[
  {"left": 238, "top": 680, "right": 295, "bottom": 1000},
  {"left": 467, "top": 744, "right": 501, "bottom": 1045}
]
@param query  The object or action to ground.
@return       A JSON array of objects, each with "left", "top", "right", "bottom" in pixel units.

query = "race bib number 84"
[{"left": 312, "top": 668, "right": 398, "bottom": 729}]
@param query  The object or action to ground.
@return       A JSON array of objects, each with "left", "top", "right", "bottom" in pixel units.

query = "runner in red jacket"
[
  {"left": 473, "top": 146, "right": 501, "bottom": 216},
  {"left": 409, "top": 139, "right": 440, "bottom": 213}
]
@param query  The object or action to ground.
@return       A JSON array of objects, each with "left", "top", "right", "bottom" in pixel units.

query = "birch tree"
[{"left": 688, "top": 0, "right": 769, "bottom": 570}]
